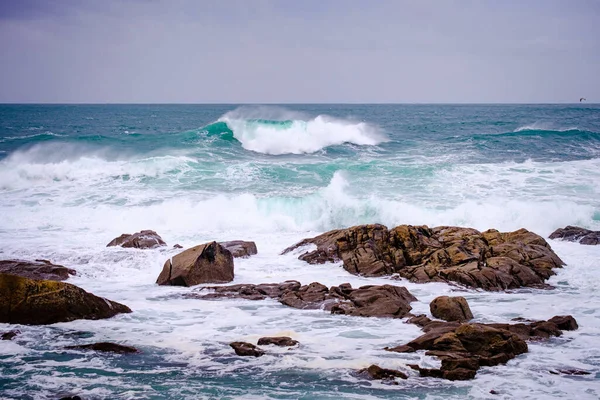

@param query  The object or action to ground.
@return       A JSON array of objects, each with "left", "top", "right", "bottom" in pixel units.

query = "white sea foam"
[
  {"left": 219, "top": 107, "right": 387, "bottom": 155},
  {"left": 514, "top": 122, "right": 580, "bottom": 132}
]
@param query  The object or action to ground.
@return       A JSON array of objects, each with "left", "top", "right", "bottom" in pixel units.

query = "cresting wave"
[{"left": 201, "top": 107, "right": 387, "bottom": 155}]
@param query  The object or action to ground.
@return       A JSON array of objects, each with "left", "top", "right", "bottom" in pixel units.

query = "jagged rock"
[
  {"left": 1, "top": 329, "right": 20, "bottom": 340},
  {"left": 549, "top": 369, "right": 591, "bottom": 375},
  {"left": 388, "top": 315, "right": 578, "bottom": 381},
  {"left": 219, "top": 241, "right": 258, "bottom": 258},
  {"left": 283, "top": 224, "right": 564, "bottom": 291},
  {"left": 188, "top": 281, "right": 417, "bottom": 319},
  {"left": 358, "top": 364, "right": 408, "bottom": 381},
  {"left": 430, "top": 296, "right": 473, "bottom": 322},
  {"left": 107, "top": 230, "right": 166, "bottom": 249},
  {"left": 173, "top": 244, "right": 183, "bottom": 249},
  {"left": 230, "top": 341, "right": 264, "bottom": 357},
  {"left": 156, "top": 241, "right": 234, "bottom": 287},
  {"left": 549, "top": 226, "right": 600, "bottom": 245},
  {"left": 65, "top": 342, "right": 139, "bottom": 354},
  {"left": 0, "top": 259, "right": 75, "bottom": 281},
  {"left": 0, "top": 273, "right": 131, "bottom": 325},
  {"left": 257, "top": 336, "right": 298, "bottom": 347}
]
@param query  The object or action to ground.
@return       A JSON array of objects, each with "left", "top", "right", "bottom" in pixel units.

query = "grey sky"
[{"left": 0, "top": 0, "right": 598, "bottom": 103}]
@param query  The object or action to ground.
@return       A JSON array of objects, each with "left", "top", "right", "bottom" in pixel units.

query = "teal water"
[{"left": 1, "top": 104, "right": 599, "bottom": 399}]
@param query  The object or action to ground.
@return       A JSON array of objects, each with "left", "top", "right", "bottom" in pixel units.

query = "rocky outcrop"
[
  {"left": 430, "top": 296, "right": 473, "bottom": 322},
  {"left": 219, "top": 241, "right": 258, "bottom": 258},
  {"left": 189, "top": 281, "right": 417, "bottom": 319},
  {"left": 549, "top": 226, "right": 600, "bottom": 245},
  {"left": 0, "top": 259, "right": 75, "bottom": 281},
  {"left": 257, "top": 336, "right": 299, "bottom": 347},
  {"left": 230, "top": 342, "right": 265, "bottom": 357},
  {"left": 283, "top": 224, "right": 564, "bottom": 291},
  {"left": 156, "top": 241, "right": 234, "bottom": 287},
  {"left": 357, "top": 364, "right": 408, "bottom": 381},
  {"left": 65, "top": 342, "right": 139, "bottom": 354},
  {"left": 1, "top": 330, "right": 20, "bottom": 340},
  {"left": 386, "top": 315, "right": 578, "bottom": 381},
  {"left": 0, "top": 273, "right": 131, "bottom": 325},
  {"left": 107, "top": 230, "right": 166, "bottom": 249}
]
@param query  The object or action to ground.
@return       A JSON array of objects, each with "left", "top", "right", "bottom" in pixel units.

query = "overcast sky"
[{"left": 0, "top": 0, "right": 598, "bottom": 103}]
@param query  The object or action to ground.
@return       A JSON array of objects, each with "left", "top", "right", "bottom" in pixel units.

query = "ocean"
[{"left": 0, "top": 104, "right": 599, "bottom": 399}]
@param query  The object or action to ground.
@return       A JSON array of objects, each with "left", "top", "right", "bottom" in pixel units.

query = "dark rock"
[
  {"left": 230, "top": 341, "right": 264, "bottom": 357},
  {"left": 549, "top": 225, "right": 600, "bottom": 245},
  {"left": 358, "top": 364, "right": 408, "bottom": 380},
  {"left": 406, "top": 314, "right": 432, "bottom": 327},
  {"left": 283, "top": 224, "right": 563, "bottom": 291},
  {"left": 389, "top": 315, "right": 578, "bottom": 381},
  {"left": 59, "top": 397, "right": 82, "bottom": 400},
  {"left": 384, "top": 344, "right": 415, "bottom": 353},
  {"left": 173, "top": 244, "right": 183, "bottom": 249},
  {"left": 65, "top": 342, "right": 139, "bottom": 354},
  {"left": 549, "top": 369, "right": 591, "bottom": 376},
  {"left": 157, "top": 241, "right": 234, "bottom": 287},
  {"left": 0, "top": 273, "right": 131, "bottom": 325},
  {"left": 0, "top": 259, "right": 76, "bottom": 281},
  {"left": 107, "top": 230, "right": 166, "bottom": 249},
  {"left": 187, "top": 281, "right": 417, "bottom": 319},
  {"left": 257, "top": 336, "right": 298, "bottom": 347},
  {"left": 219, "top": 241, "right": 258, "bottom": 258},
  {"left": 430, "top": 296, "right": 473, "bottom": 322},
  {"left": 1, "top": 329, "right": 20, "bottom": 340},
  {"left": 490, "top": 390, "right": 500, "bottom": 395},
  {"left": 187, "top": 281, "right": 301, "bottom": 301},
  {"left": 549, "top": 315, "right": 579, "bottom": 331}
]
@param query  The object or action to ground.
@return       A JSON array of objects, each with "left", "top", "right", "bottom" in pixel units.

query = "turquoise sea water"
[{"left": 0, "top": 104, "right": 599, "bottom": 399}]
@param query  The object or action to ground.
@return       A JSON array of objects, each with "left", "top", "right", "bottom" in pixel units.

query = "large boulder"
[
  {"left": 257, "top": 336, "right": 298, "bottom": 347},
  {"left": 0, "top": 273, "right": 131, "bottom": 325},
  {"left": 430, "top": 296, "right": 473, "bottom": 322},
  {"left": 107, "top": 230, "right": 166, "bottom": 249},
  {"left": 387, "top": 315, "right": 578, "bottom": 381},
  {"left": 156, "top": 241, "right": 234, "bottom": 287},
  {"left": 189, "top": 281, "right": 417, "bottom": 319},
  {"left": 357, "top": 364, "right": 408, "bottom": 381},
  {"left": 219, "top": 241, "right": 258, "bottom": 258},
  {"left": 65, "top": 342, "right": 139, "bottom": 354},
  {"left": 549, "top": 226, "right": 600, "bottom": 245},
  {"left": 283, "top": 224, "right": 564, "bottom": 291},
  {"left": 0, "top": 259, "right": 76, "bottom": 281},
  {"left": 230, "top": 342, "right": 265, "bottom": 357}
]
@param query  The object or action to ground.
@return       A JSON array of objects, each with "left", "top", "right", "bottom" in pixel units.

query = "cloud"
[{"left": 0, "top": 0, "right": 598, "bottom": 103}]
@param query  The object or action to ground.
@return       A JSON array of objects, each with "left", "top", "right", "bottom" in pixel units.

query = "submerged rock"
[
  {"left": 0, "top": 273, "right": 131, "bottom": 325},
  {"left": 107, "top": 230, "right": 166, "bottom": 249},
  {"left": 283, "top": 224, "right": 564, "bottom": 291},
  {"left": 0, "top": 259, "right": 75, "bottom": 281},
  {"left": 65, "top": 342, "right": 139, "bottom": 354},
  {"left": 387, "top": 315, "right": 578, "bottom": 381},
  {"left": 156, "top": 241, "right": 234, "bottom": 287},
  {"left": 230, "top": 341, "right": 265, "bottom": 357},
  {"left": 358, "top": 364, "right": 408, "bottom": 381},
  {"left": 190, "top": 281, "right": 417, "bottom": 319},
  {"left": 219, "top": 241, "right": 258, "bottom": 258},
  {"left": 257, "top": 336, "right": 299, "bottom": 347},
  {"left": 549, "top": 226, "right": 600, "bottom": 245},
  {"left": 1, "top": 329, "right": 20, "bottom": 340},
  {"left": 430, "top": 296, "right": 473, "bottom": 322}
]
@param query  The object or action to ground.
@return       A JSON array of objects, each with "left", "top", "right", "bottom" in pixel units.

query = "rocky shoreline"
[{"left": 0, "top": 224, "right": 590, "bottom": 394}]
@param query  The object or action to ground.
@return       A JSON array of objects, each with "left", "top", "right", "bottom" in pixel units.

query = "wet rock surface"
[
  {"left": 107, "top": 230, "right": 166, "bottom": 249},
  {"left": 387, "top": 314, "right": 578, "bottom": 380},
  {"left": 549, "top": 225, "right": 600, "bottom": 245},
  {"left": 219, "top": 240, "right": 258, "bottom": 258},
  {"left": 65, "top": 342, "right": 139, "bottom": 354},
  {"left": 430, "top": 296, "right": 473, "bottom": 322},
  {"left": 157, "top": 241, "right": 234, "bottom": 287},
  {"left": 0, "top": 259, "right": 76, "bottom": 281},
  {"left": 189, "top": 281, "right": 417, "bottom": 319},
  {"left": 357, "top": 364, "right": 408, "bottom": 381},
  {"left": 230, "top": 341, "right": 265, "bottom": 357},
  {"left": 1, "top": 329, "right": 20, "bottom": 340},
  {"left": 257, "top": 336, "right": 299, "bottom": 347},
  {"left": 283, "top": 224, "right": 564, "bottom": 290},
  {"left": 0, "top": 273, "right": 132, "bottom": 325}
]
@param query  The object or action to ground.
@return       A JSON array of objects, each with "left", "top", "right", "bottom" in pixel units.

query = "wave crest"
[{"left": 203, "top": 107, "right": 387, "bottom": 155}]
